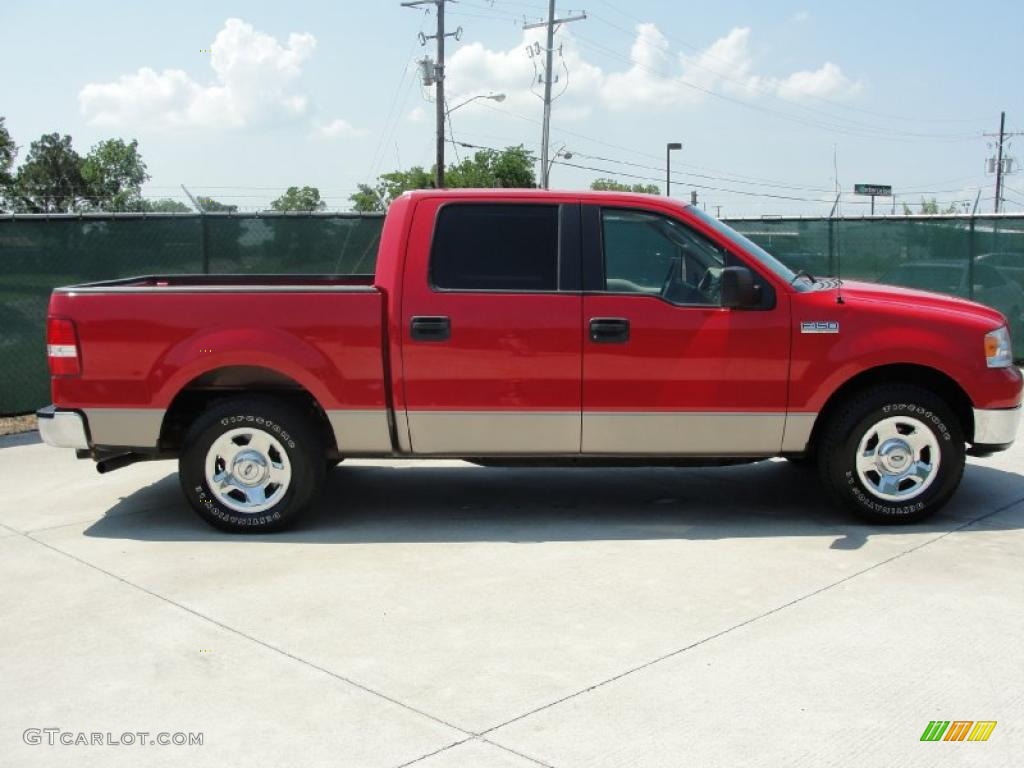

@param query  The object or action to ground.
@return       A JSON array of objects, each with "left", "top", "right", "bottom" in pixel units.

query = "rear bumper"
[
  {"left": 972, "top": 405, "right": 1021, "bottom": 450},
  {"left": 36, "top": 406, "right": 89, "bottom": 450}
]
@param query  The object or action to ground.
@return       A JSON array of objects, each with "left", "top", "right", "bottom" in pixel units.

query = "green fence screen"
[{"left": 1, "top": 212, "right": 1023, "bottom": 414}]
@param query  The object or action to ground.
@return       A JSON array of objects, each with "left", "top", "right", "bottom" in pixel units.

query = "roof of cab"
[{"left": 399, "top": 187, "right": 691, "bottom": 208}]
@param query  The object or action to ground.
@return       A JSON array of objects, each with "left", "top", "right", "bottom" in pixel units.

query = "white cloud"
[
  {"left": 310, "top": 118, "right": 365, "bottom": 140},
  {"left": 774, "top": 62, "right": 863, "bottom": 101},
  {"left": 406, "top": 106, "right": 427, "bottom": 123},
  {"left": 79, "top": 18, "right": 321, "bottom": 130},
  {"left": 791, "top": 11, "right": 810, "bottom": 23},
  {"left": 446, "top": 23, "right": 862, "bottom": 115}
]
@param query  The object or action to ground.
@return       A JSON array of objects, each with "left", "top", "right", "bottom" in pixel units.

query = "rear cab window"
[{"left": 430, "top": 204, "right": 559, "bottom": 291}]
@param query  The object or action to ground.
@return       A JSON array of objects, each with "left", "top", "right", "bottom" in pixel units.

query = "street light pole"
[{"left": 666, "top": 142, "right": 682, "bottom": 197}]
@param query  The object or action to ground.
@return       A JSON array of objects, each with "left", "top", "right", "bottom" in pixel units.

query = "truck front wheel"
[
  {"left": 179, "top": 397, "right": 325, "bottom": 533},
  {"left": 817, "top": 384, "right": 965, "bottom": 524}
]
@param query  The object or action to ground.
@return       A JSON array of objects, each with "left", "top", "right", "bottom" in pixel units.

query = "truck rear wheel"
[
  {"left": 817, "top": 384, "right": 965, "bottom": 524},
  {"left": 179, "top": 397, "right": 325, "bottom": 532}
]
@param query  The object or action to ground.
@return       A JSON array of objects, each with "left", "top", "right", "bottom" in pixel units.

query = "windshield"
[{"left": 686, "top": 207, "right": 805, "bottom": 289}]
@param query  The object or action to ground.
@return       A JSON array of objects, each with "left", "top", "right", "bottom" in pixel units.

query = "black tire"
[
  {"left": 817, "top": 384, "right": 965, "bottom": 524},
  {"left": 179, "top": 397, "right": 325, "bottom": 533},
  {"left": 785, "top": 455, "right": 815, "bottom": 468}
]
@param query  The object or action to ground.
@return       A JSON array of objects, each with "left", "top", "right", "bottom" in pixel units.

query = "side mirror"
[{"left": 721, "top": 266, "right": 760, "bottom": 309}]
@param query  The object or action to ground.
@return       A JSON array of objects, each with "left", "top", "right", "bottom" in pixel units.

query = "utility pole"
[
  {"left": 524, "top": 3, "right": 585, "bottom": 189},
  {"left": 984, "top": 111, "right": 1022, "bottom": 213},
  {"left": 403, "top": 0, "right": 461, "bottom": 189},
  {"left": 994, "top": 111, "right": 1006, "bottom": 213}
]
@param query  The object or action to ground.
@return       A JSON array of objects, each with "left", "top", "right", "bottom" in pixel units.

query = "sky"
[{"left": 2, "top": 0, "right": 1023, "bottom": 216}]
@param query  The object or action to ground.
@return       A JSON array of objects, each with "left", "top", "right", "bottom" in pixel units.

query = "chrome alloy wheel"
[
  {"left": 855, "top": 415, "right": 940, "bottom": 502},
  {"left": 204, "top": 427, "right": 291, "bottom": 513}
]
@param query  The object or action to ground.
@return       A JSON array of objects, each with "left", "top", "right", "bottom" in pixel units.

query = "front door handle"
[
  {"left": 589, "top": 317, "right": 630, "bottom": 343},
  {"left": 410, "top": 316, "right": 451, "bottom": 342}
]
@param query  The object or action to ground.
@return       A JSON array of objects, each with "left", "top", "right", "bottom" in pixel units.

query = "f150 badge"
[{"left": 801, "top": 321, "right": 839, "bottom": 334}]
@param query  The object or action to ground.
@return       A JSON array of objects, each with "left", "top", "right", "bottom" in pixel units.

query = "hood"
[{"left": 828, "top": 279, "right": 1007, "bottom": 327}]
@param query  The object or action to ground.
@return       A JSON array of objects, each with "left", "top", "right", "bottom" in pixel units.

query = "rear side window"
[{"left": 431, "top": 204, "right": 559, "bottom": 291}]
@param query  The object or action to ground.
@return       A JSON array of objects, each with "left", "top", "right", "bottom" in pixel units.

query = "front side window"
[
  {"left": 431, "top": 204, "right": 559, "bottom": 291},
  {"left": 601, "top": 209, "right": 726, "bottom": 305}
]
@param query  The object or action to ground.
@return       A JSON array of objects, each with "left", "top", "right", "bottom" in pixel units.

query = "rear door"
[
  {"left": 400, "top": 197, "right": 583, "bottom": 454},
  {"left": 580, "top": 203, "right": 791, "bottom": 455}
]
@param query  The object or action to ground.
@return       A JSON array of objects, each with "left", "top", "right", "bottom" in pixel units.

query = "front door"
[
  {"left": 401, "top": 198, "right": 583, "bottom": 454},
  {"left": 581, "top": 204, "right": 791, "bottom": 455}
]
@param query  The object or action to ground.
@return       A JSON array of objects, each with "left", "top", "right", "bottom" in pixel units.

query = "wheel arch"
[
  {"left": 806, "top": 363, "right": 975, "bottom": 453},
  {"left": 158, "top": 365, "right": 338, "bottom": 455}
]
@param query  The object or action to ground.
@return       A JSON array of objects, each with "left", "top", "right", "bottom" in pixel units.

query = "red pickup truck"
[{"left": 38, "top": 190, "right": 1021, "bottom": 532}]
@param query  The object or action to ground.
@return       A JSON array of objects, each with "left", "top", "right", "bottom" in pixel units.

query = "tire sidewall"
[
  {"left": 831, "top": 396, "right": 964, "bottom": 522},
  {"left": 180, "top": 405, "right": 319, "bottom": 532}
]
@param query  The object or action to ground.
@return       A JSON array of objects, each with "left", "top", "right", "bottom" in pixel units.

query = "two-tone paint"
[{"left": 43, "top": 189, "right": 1022, "bottom": 460}]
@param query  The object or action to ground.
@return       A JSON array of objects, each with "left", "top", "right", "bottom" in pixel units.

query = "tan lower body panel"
[
  {"left": 327, "top": 409, "right": 393, "bottom": 454},
  {"left": 781, "top": 412, "right": 817, "bottom": 453},
  {"left": 83, "top": 408, "right": 165, "bottom": 448},
  {"left": 582, "top": 411, "right": 788, "bottom": 455},
  {"left": 407, "top": 411, "right": 581, "bottom": 454}
]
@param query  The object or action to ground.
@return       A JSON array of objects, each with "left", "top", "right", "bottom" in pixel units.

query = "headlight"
[{"left": 985, "top": 326, "right": 1012, "bottom": 368}]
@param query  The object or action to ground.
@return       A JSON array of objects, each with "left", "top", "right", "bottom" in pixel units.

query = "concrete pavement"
[{"left": 2, "top": 431, "right": 1022, "bottom": 767}]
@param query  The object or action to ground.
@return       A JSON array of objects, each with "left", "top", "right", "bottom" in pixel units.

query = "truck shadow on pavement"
[{"left": 83, "top": 459, "right": 1024, "bottom": 550}]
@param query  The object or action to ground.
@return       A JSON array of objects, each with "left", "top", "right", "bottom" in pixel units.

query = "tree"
[
  {"left": 350, "top": 146, "right": 537, "bottom": 212},
  {"left": 271, "top": 185, "right": 326, "bottom": 212},
  {"left": 351, "top": 166, "right": 434, "bottom": 212},
  {"left": 10, "top": 132, "right": 86, "bottom": 212},
  {"left": 903, "top": 197, "right": 958, "bottom": 215},
  {"left": 81, "top": 138, "right": 149, "bottom": 211},
  {"left": 446, "top": 145, "right": 536, "bottom": 188},
  {"left": 142, "top": 198, "right": 191, "bottom": 213},
  {"left": 590, "top": 177, "right": 660, "bottom": 195},
  {"left": 195, "top": 196, "right": 238, "bottom": 213},
  {"left": 0, "top": 117, "right": 16, "bottom": 202}
]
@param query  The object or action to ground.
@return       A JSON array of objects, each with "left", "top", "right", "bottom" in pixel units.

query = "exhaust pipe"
[{"left": 96, "top": 452, "right": 147, "bottom": 474}]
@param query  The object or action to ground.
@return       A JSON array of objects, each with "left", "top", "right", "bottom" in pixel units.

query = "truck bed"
[
  {"left": 56, "top": 273, "right": 377, "bottom": 293},
  {"left": 48, "top": 273, "right": 392, "bottom": 455}
]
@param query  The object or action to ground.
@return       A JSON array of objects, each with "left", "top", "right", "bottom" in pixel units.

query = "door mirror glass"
[{"left": 720, "top": 266, "right": 760, "bottom": 309}]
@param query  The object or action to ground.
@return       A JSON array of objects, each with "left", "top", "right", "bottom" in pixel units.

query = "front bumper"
[
  {"left": 37, "top": 406, "right": 89, "bottom": 450},
  {"left": 972, "top": 405, "right": 1021, "bottom": 448}
]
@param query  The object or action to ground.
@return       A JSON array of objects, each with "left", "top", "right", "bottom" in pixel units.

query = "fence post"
[
  {"left": 967, "top": 214, "right": 976, "bottom": 301},
  {"left": 200, "top": 214, "right": 209, "bottom": 274}
]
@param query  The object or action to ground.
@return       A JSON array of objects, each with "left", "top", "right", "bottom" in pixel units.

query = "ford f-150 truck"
[{"left": 38, "top": 190, "right": 1022, "bottom": 532}]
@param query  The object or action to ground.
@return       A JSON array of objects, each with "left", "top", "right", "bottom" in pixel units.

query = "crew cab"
[{"left": 38, "top": 190, "right": 1022, "bottom": 532}]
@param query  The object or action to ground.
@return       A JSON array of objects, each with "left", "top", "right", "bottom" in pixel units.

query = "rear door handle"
[
  {"left": 410, "top": 316, "right": 451, "bottom": 342},
  {"left": 589, "top": 317, "right": 630, "bottom": 343}
]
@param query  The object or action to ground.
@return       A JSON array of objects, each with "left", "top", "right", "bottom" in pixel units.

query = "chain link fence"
[{"left": 1, "top": 211, "right": 1022, "bottom": 414}]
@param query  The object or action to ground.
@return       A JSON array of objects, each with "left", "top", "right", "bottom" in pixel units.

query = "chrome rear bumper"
[
  {"left": 973, "top": 406, "right": 1021, "bottom": 447},
  {"left": 37, "top": 406, "right": 89, "bottom": 450}
]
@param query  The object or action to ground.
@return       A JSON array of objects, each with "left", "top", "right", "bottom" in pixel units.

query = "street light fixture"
[
  {"left": 446, "top": 92, "right": 506, "bottom": 115},
  {"left": 546, "top": 144, "right": 573, "bottom": 186},
  {"left": 666, "top": 142, "right": 682, "bottom": 197}
]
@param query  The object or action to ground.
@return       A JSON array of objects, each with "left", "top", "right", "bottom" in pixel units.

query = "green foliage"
[
  {"left": 270, "top": 185, "right": 326, "bottom": 212},
  {"left": 0, "top": 117, "right": 15, "bottom": 189},
  {"left": 142, "top": 198, "right": 192, "bottom": 213},
  {"left": 196, "top": 196, "right": 238, "bottom": 213},
  {"left": 590, "top": 177, "right": 661, "bottom": 195},
  {"left": 904, "top": 197, "right": 960, "bottom": 215},
  {"left": 81, "top": 138, "right": 150, "bottom": 211},
  {"left": 351, "top": 166, "right": 433, "bottom": 212},
  {"left": 10, "top": 133, "right": 86, "bottom": 212},
  {"left": 446, "top": 145, "right": 536, "bottom": 189},
  {"left": 350, "top": 146, "right": 537, "bottom": 212}
]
